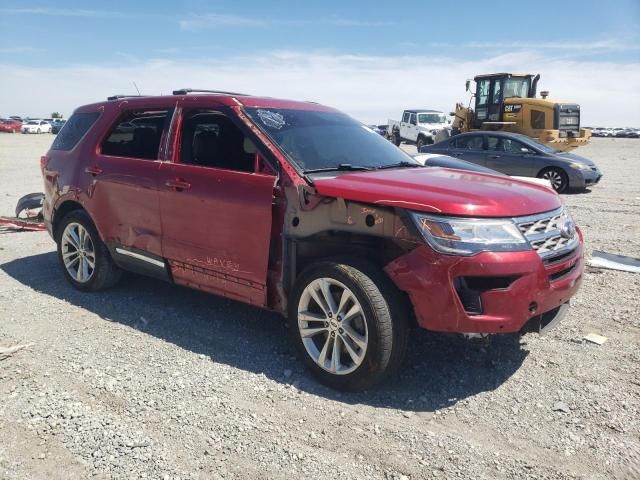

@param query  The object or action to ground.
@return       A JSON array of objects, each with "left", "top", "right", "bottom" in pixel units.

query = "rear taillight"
[{"left": 40, "top": 155, "right": 49, "bottom": 169}]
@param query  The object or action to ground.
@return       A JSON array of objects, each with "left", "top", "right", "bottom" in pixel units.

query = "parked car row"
[
  {"left": 590, "top": 127, "right": 640, "bottom": 138},
  {"left": 0, "top": 117, "right": 66, "bottom": 134}
]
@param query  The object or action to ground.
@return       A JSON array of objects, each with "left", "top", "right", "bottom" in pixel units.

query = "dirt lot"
[{"left": 0, "top": 134, "right": 638, "bottom": 479}]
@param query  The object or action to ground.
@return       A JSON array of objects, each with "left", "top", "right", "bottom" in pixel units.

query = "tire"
[
  {"left": 417, "top": 136, "right": 426, "bottom": 151},
  {"left": 393, "top": 131, "right": 401, "bottom": 146},
  {"left": 538, "top": 167, "right": 569, "bottom": 193},
  {"left": 288, "top": 259, "right": 409, "bottom": 391},
  {"left": 56, "top": 210, "right": 122, "bottom": 292}
]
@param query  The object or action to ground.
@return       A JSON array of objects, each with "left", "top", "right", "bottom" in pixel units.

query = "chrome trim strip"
[
  {"left": 512, "top": 206, "right": 564, "bottom": 226},
  {"left": 115, "top": 248, "right": 165, "bottom": 268}
]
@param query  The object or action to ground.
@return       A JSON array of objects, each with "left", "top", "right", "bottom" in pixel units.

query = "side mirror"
[
  {"left": 465, "top": 80, "right": 471, "bottom": 92},
  {"left": 449, "top": 112, "right": 456, "bottom": 116}
]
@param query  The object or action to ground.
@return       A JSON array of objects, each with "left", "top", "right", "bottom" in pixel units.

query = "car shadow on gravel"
[{"left": 2, "top": 252, "right": 528, "bottom": 413}]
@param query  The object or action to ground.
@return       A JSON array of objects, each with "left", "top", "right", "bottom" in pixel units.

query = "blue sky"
[{"left": 1, "top": 1, "right": 639, "bottom": 125}]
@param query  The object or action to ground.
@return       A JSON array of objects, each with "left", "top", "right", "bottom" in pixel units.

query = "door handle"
[
  {"left": 490, "top": 155, "right": 501, "bottom": 159},
  {"left": 454, "top": 152, "right": 463, "bottom": 156},
  {"left": 85, "top": 166, "right": 102, "bottom": 176},
  {"left": 165, "top": 178, "right": 191, "bottom": 191}
]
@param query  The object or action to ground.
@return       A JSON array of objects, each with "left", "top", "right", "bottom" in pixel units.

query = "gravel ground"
[{"left": 0, "top": 134, "right": 638, "bottom": 479}]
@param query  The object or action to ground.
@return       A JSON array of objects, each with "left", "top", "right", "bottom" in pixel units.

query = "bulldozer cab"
[{"left": 472, "top": 73, "right": 539, "bottom": 129}]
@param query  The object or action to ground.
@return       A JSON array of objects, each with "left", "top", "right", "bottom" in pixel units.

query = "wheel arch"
[
  {"left": 286, "top": 232, "right": 416, "bottom": 326},
  {"left": 52, "top": 200, "right": 86, "bottom": 240}
]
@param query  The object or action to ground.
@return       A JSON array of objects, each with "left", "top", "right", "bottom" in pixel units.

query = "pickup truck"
[
  {"left": 388, "top": 109, "right": 449, "bottom": 149},
  {"left": 43, "top": 91, "right": 584, "bottom": 391}
]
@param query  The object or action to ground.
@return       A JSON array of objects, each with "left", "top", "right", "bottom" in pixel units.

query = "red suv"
[{"left": 42, "top": 90, "right": 584, "bottom": 390}]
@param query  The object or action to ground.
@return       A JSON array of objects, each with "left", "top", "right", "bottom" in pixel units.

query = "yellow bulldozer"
[{"left": 451, "top": 73, "right": 591, "bottom": 151}]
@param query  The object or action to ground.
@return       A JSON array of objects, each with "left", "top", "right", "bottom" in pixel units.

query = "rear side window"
[
  {"left": 451, "top": 135, "right": 484, "bottom": 150},
  {"left": 101, "top": 110, "right": 169, "bottom": 160},
  {"left": 51, "top": 112, "right": 100, "bottom": 151}
]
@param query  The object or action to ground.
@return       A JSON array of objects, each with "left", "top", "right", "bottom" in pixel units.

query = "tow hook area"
[{"left": 520, "top": 302, "right": 570, "bottom": 335}]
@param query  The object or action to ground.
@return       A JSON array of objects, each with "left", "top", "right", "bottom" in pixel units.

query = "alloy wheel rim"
[
  {"left": 298, "top": 278, "right": 368, "bottom": 375},
  {"left": 544, "top": 170, "right": 563, "bottom": 190},
  {"left": 61, "top": 222, "right": 96, "bottom": 283}
]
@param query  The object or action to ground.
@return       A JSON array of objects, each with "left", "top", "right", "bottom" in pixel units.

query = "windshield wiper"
[
  {"left": 303, "top": 163, "right": 373, "bottom": 174},
  {"left": 374, "top": 161, "right": 423, "bottom": 170}
]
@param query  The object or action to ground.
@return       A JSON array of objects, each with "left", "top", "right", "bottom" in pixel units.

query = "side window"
[
  {"left": 51, "top": 112, "right": 100, "bottom": 151},
  {"left": 409, "top": 114, "right": 417, "bottom": 126},
  {"left": 402, "top": 112, "right": 410, "bottom": 123},
  {"left": 453, "top": 135, "right": 484, "bottom": 150},
  {"left": 477, "top": 79, "right": 490, "bottom": 106},
  {"left": 487, "top": 136, "right": 501, "bottom": 150},
  {"left": 180, "top": 111, "right": 255, "bottom": 173},
  {"left": 491, "top": 80, "right": 502, "bottom": 104},
  {"left": 500, "top": 138, "right": 531, "bottom": 154},
  {"left": 101, "top": 109, "right": 169, "bottom": 160}
]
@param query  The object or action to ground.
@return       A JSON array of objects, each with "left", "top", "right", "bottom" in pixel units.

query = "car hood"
[
  {"left": 555, "top": 152, "right": 596, "bottom": 167},
  {"left": 312, "top": 167, "right": 561, "bottom": 217},
  {"left": 418, "top": 123, "right": 446, "bottom": 130}
]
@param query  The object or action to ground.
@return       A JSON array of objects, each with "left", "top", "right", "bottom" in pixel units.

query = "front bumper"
[
  {"left": 569, "top": 168, "right": 603, "bottom": 189},
  {"left": 385, "top": 231, "right": 584, "bottom": 334}
]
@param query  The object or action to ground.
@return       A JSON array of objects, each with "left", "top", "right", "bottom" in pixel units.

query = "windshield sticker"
[{"left": 257, "top": 109, "right": 285, "bottom": 130}]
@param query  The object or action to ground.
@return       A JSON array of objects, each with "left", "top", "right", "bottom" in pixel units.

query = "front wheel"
[
  {"left": 393, "top": 131, "right": 401, "bottom": 146},
  {"left": 538, "top": 167, "right": 569, "bottom": 193},
  {"left": 289, "top": 260, "right": 408, "bottom": 391}
]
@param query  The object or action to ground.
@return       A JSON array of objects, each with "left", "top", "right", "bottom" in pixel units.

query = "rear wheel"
[
  {"left": 538, "top": 167, "right": 569, "bottom": 193},
  {"left": 289, "top": 260, "right": 408, "bottom": 391},
  {"left": 393, "top": 131, "right": 401, "bottom": 146},
  {"left": 56, "top": 210, "right": 122, "bottom": 291}
]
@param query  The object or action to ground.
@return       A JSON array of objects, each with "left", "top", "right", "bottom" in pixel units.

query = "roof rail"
[
  {"left": 172, "top": 88, "right": 250, "bottom": 96},
  {"left": 107, "top": 95, "right": 147, "bottom": 101}
]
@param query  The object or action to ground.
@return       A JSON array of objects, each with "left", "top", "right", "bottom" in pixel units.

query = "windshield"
[
  {"left": 503, "top": 78, "right": 530, "bottom": 98},
  {"left": 27, "top": 121, "right": 38, "bottom": 125},
  {"left": 418, "top": 113, "right": 446, "bottom": 124},
  {"left": 245, "top": 107, "right": 417, "bottom": 172}
]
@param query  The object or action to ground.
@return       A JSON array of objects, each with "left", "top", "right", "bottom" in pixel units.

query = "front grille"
[
  {"left": 549, "top": 263, "right": 577, "bottom": 282},
  {"left": 516, "top": 207, "right": 578, "bottom": 259}
]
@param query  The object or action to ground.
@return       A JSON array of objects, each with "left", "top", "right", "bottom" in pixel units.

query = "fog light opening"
[{"left": 528, "top": 302, "right": 538, "bottom": 314}]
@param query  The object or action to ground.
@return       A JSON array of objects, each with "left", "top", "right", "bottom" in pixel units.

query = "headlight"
[
  {"left": 410, "top": 213, "right": 529, "bottom": 256},
  {"left": 570, "top": 162, "right": 590, "bottom": 171}
]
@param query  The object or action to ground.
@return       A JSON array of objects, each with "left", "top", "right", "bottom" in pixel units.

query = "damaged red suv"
[{"left": 42, "top": 90, "right": 584, "bottom": 390}]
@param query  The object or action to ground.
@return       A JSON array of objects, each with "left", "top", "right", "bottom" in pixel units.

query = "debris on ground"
[
  {"left": 0, "top": 217, "right": 47, "bottom": 232},
  {"left": 590, "top": 250, "right": 640, "bottom": 273},
  {"left": 584, "top": 333, "right": 608, "bottom": 345},
  {"left": 0, "top": 343, "right": 34, "bottom": 361},
  {"left": 552, "top": 402, "right": 571, "bottom": 413}
]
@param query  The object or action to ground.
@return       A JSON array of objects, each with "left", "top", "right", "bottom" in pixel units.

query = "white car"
[
  {"left": 388, "top": 109, "right": 450, "bottom": 149},
  {"left": 21, "top": 120, "right": 52, "bottom": 134}
]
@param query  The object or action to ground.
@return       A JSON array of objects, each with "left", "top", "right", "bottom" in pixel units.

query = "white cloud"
[
  {"left": 179, "top": 13, "right": 267, "bottom": 30},
  {"left": 0, "top": 8, "right": 126, "bottom": 18},
  {"left": 1, "top": 51, "right": 638, "bottom": 127},
  {"left": 463, "top": 39, "right": 640, "bottom": 52},
  {"left": 179, "top": 14, "right": 392, "bottom": 30},
  {"left": 0, "top": 47, "right": 44, "bottom": 54}
]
